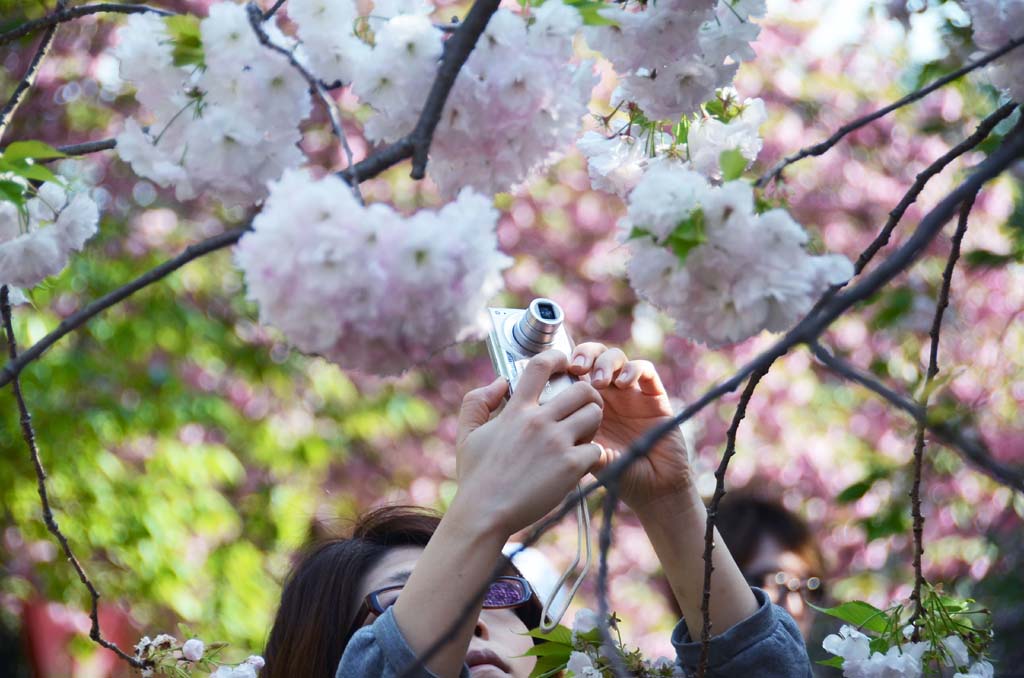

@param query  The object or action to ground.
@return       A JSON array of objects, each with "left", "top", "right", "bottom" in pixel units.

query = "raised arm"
[
  {"left": 568, "top": 343, "right": 757, "bottom": 638},
  {"left": 389, "top": 350, "right": 605, "bottom": 677}
]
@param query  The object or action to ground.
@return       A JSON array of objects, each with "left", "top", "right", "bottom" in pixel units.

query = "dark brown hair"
[
  {"left": 713, "top": 493, "right": 824, "bottom": 577},
  {"left": 261, "top": 505, "right": 542, "bottom": 678}
]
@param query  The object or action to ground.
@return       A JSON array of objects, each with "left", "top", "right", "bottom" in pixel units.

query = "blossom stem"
[
  {"left": 0, "top": 286, "right": 145, "bottom": 669},
  {"left": 756, "top": 36, "right": 1024, "bottom": 187},
  {"left": 909, "top": 191, "right": 977, "bottom": 629},
  {"left": 0, "top": 3, "right": 176, "bottom": 48}
]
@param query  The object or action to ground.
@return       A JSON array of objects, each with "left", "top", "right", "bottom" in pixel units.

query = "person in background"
[{"left": 662, "top": 492, "right": 826, "bottom": 641}]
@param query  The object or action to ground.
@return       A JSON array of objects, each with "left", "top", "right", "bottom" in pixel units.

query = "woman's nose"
[{"left": 474, "top": 616, "right": 490, "bottom": 640}]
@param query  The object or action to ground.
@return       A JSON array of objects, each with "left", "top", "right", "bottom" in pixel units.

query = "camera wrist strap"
[{"left": 539, "top": 483, "right": 592, "bottom": 632}]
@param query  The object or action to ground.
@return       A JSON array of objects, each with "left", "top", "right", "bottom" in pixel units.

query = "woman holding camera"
[{"left": 261, "top": 345, "right": 812, "bottom": 678}]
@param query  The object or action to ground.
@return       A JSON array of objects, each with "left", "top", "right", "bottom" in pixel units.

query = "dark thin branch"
[
  {"left": 0, "top": 3, "right": 174, "bottom": 48},
  {"left": 756, "top": 37, "right": 1024, "bottom": 187},
  {"left": 0, "top": 16, "right": 61, "bottom": 141},
  {"left": 1, "top": 287, "right": 145, "bottom": 669},
  {"left": 244, "top": 3, "right": 363, "bottom": 202},
  {"left": 262, "top": 0, "right": 287, "bottom": 20},
  {"left": 596, "top": 484, "right": 630, "bottom": 678},
  {"left": 909, "top": 191, "right": 976, "bottom": 626},
  {"left": 807, "top": 103, "right": 1018, "bottom": 317},
  {"left": 0, "top": 227, "right": 249, "bottom": 389},
  {"left": 407, "top": 0, "right": 499, "bottom": 179},
  {"left": 698, "top": 365, "right": 769, "bottom": 677},
  {"left": 55, "top": 137, "right": 118, "bottom": 157},
  {"left": 809, "top": 340, "right": 1023, "bottom": 492},
  {"left": 335, "top": 0, "right": 502, "bottom": 184}
]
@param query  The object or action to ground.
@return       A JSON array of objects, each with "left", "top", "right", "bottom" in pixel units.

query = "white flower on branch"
[
  {"left": 288, "top": 0, "right": 369, "bottom": 84},
  {"left": 0, "top": 182, "right": 99, "bottom": 290},
  {"left": 962, "top": 0, "right": 1024, "bottom": 102},
  {"left": 587, "top": 0, "right": 764, "bottom": 120},
  {"left": 576, "top": 128, "right": 677, "bottom": 197},
  {"left": 182, "top": 637, "right": 205, "bottom": 661},
  {"left": 212, "top": 663, "right": 258, "bottom": 678},
  {"left": 234, "top": 170, "right": 511, "bottom": 375},
  {"left": 687, "top": 97, "right": 767, "bottom": 177},
  {"left": 622, "top": 165, "right": 853, "bottom": 347},
  {"left": 955, "top": 660, "right": 995, "bottom": 678},
  {"left": 113, "top": 5, "right": 311, "bottom": 205},
  {"left": 354, "top": 0, "right": 595, "bottom": 197}
]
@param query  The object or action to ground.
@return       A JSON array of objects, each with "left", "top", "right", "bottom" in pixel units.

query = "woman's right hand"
[{"left": 453, "top": 350, "right": 604, "bottom": 538}]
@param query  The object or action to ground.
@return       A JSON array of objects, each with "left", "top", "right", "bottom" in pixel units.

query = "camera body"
[{"left": 486, "top": 298, "right": 577, "bottom": 405}]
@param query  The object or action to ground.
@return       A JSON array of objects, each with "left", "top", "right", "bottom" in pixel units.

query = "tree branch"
[
  {"left": 0, "top": 3, "right": 174, "bottom": 48},
  {"left": 909, "top": 191, "right": 976, "bottom": 624},
  {"left": 0, "top": 11, "right": 62, "bottom": 141},
  {"left": 407, "top": 0, "right": 499, "bottom": 179},
  {"left": 55, "top": 137, "right": 119, "bottom": 157},
  {"left": 263, "top": 0, "right": 287, "bottom": 20},
  {"left": 0, "top": 227, "right": 249, "bottom": 389},
  {"left": 808, "top": 340, "right": 1023, "bottom": 493},
  {"left": 807, "top": 103, "right": 1018, "bottom": 317},
  {"left": 244, "top": 3, "right": 363, "bottom": 202},
  {"left": 595, "top": 484, "right": 631, "bottom": 678},
  {"left": 1, "top": 286, "right": 145, "bottom": 669},
  {"left": 756, "top": 37, "right": 1024, "bottom": 187},
  {"left": 698, "top": 365, "right": 769, "bottom": 677}
]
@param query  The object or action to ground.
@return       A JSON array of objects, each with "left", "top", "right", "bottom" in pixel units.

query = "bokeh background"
[{"left": 1, "top": 0, "right": 1023, "bottom": 675}]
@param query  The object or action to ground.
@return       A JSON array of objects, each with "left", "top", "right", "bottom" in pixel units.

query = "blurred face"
[
  {"left": 744, "top": 536, "right": 821, "bottom": 639},
  {"left": 357, "top": 546, "right": 537, "bottom": 677}
]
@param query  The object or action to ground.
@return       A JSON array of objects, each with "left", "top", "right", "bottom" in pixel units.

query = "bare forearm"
[
  {"left": 634, "top": 486, "right": 758, "bottom": 640},
  {"left": 391, "top": 499, "right": 507, "bottom": 677}
]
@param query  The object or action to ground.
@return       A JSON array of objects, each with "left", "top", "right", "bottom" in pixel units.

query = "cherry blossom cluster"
[
  {"left": 823, "top": 625, "right": 993, "bottom": 678},
  {"left": 344, "top": 0, "right": 595, "bottom": 197},
  {"left": 586, "top": 0, "right": 765, "bottom": 120},
  {"left": 963, "top": 0, "right": 1024, "bottom": 102},
  {"left": 621, "top": 164, "right": 853, "bottom": 346},
  {"left": 113, "top": 6, "right": 311, "bottom": 205},
  {"left": 578, "top": 94, "right": 767, "bottom": 196},
  {"left": 0, "top": 181, "right": 99, "bottom": 301},
  {"left": 234, "top": 170, "right": 511, "bottom": 374},
  {"left": 133, "top": 632, "right": 264, "bottom": 677}
]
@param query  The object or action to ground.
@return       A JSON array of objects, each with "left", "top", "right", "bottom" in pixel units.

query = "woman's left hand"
[{"left": 569, "top": 342, "right": 693, "bottom": 512}]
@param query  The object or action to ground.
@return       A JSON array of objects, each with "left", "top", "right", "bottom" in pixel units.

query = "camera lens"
[{"left": 512, "top": 298, "right": 564, "bottom": 354}]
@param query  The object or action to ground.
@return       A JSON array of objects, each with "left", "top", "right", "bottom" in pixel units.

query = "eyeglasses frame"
[{"left": 345, "top": 575, "right": 535, "bottom": 641}]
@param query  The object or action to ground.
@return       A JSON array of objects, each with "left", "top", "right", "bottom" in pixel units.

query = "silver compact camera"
[{"left": 486, "top": 298, "right": 576, "bottom": 404}]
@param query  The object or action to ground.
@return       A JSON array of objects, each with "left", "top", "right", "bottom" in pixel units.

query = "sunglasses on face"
[{"left": 346, "top": 575, "right": 535, "bottom": 640}]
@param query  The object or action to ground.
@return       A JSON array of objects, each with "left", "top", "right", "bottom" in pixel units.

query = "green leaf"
[
  {"left": 2, "top": 140, "right": 65, "bottom": 162},
  {"left": 809, "top": 601, "right": 889, "bottom": 634},
  {"left": 0, "top": 158, "right": 62, "bottom": 184},
  {"left": 528, "top": 653, "right": 569, "bottom": 678},
  {"left": 871, "top": 287, "right": 914, "bottom": 329},
  {"left": 817, "top": 656, "right": 844, "bottom": 668},
  {"left": 719, "top": 149, "right": 747, "bottom": 181},
  {"left": 522, "top": 643, "right": 574, "bottom": 657},
  {"left": 563, "top": 0, "right": 618, "bottom": 25},
  {"left": 836, "top": 467, "right": 892, "bottom": 504},
  {"left": 0, "top": 179, "right": 26, "bottom": 205},
  {"left": 862, "top": 505, "right": 909, "bottom": 542},
  {"left": 627, "top": 226, "right": 653, "bottom": 241},
  {"left": 963, "top": 249, "right": 1017, "bottom": 268},
  {"left": 525, "top": 624, "right": 573, "bottom": 645},
  {"left": 165, "top": 15, "right": 204, "bottom": 68},
  {"left": 666, "top": 210, "right": 706, "bottom": 264}
]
